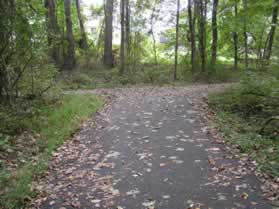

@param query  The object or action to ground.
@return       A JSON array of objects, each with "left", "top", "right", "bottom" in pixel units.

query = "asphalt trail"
[{"left": 32, "top": 86, "right": 271, "bottom": 209}]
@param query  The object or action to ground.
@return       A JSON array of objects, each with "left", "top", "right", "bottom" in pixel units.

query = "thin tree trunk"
[
  {"left": 104, "top": 0, "right": 114, "bottom": 68},
  {"left": 0, "top": 0, "right": 15, "bottom": 99},
  {"left": 75, "top": 0, "right": 89, "bottom": 53},
  {"left": 204, "top": 0, "right": 208, "bottom": 60},
  {"left": 233, "top": 0, "right": 238, "bottom": 70},
  {"left": 125, "top": 0, "right": 130, "bottom": 61},
  {"left": 120, "top": 0, "right": 125, "bottom": 75},
  {"left": 243, "top": 0, "right": 248, "bottom": 69},
  {"left": 256, "top": 23, "right": 266, "bottom": 67},
  {"left": 198, "top": 0, "right": 206, "bottom": 72},
  {"left": 188, "top": 0, "right": 196, "bottom": 74},
  {"left": 174, "top": 0, "right": 180, "bottom": 81},
  {"left": 124, "top": 0, "right": 130, "bottom": 72},
  {"left": 263, "top": 0, "right": 279, "bottom": 60},
  {"left": 64, "top": 0, "right": 76, "bottom": 70},
  {"left": 193, "top": 0, "right": 198, "bottom": 69},
  {"left": 45, "top": 0, "right": 61, "bottom": 66},
  {"left": 150, "top": 6, "right": 158, "bottom": 66},
  {"left": 133, "top": 31, "right": 140, "bottom": 71},
  {"left": 151, "top": 31, "right": 158, "bottom": 66},
  {"left": 211, "top": 0, "right": 218, "bottom": 68},
  {"left": 96, "top": 18, "right": 105, "bottom": 59}
]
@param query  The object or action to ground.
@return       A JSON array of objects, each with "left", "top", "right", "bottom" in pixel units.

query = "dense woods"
[
  {"left": 1, "top": 0, "right": 278, "bottom": 100},
  {"left": 0, "top": 0, "right": 278, "bottom": 208}
]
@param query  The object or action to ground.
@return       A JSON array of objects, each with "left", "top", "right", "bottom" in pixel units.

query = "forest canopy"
[{"left": 0, "top": 0, "right": 278, "bottom": 98}]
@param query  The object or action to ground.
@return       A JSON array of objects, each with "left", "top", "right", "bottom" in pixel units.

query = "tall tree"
[
  {"left": 125, "top": 0, "right": 131, "bottom": 61},
  {"left": 75, "top": 0, "right": 89, "bottom": 53},
  {"left": 174, "top": 0, "right": 180, "bottom": 81},
  {"left": 0, "top": 0, "right": 15, "bottom": 98},
  {"left": 64, "top": 0, "right": 76, "bottom": 70},
  {"left": 120, "top": 0, "right": 125, "bottom": 74},
  {"left": 150, "top": 4, "right": 158, "bottom": 66},
  {"left": 243, "top": 0, "right": 248, "bottom": 69},
  {"left": 211, "top": 0, "right": 218, "bottom": 68},
  {"left": 104, "top": 0, "right": 114, "bottom": 68},
  {"left": 188, "top": 0, "right": 196, "bottom": 74},
  {"left": 198, "top": 0, "right": 207, "bottom": 72},
  {"left": 45, "top": 0, "right": 61, "bottom": 66},
  {"left": 233, "top": 0, "right": 238, "bottom": 70},
  {"left": 263, "top": 0, "right": 279, "bottom": 60}
]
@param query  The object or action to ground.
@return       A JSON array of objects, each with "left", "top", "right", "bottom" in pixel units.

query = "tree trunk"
[
  {"left": 204, "top": 0, "right": 208, "bottom": 60},
  {"left": 125, "top": 0, "right": 130, "bottom": 61},
  {"left": 151, "top": 30, "right": 158, "bottom": 66},
  {"left": 243, "top": 0, "right": 248, "bottom": 69},
  {"left": 75, "top": 0, "right": 89, "bottom": 53},
  {"left": 64, "top": 0, "right": 76, "bottom": 70},
  {"left": 263, "top": 0, "right": 279, "bottom": 60},
  {"left": 0, "top": 0, "right": 14, "bottom": 99},
  {"left": 45, "top": 0, "right": 61, "bottom": 66},
  {"left": 188, "top": 0, "right": 196, "bottom": 74},
  {"left": 198, "top": 0, "right": 206, "bottom": 72},
  {"left": 233, "top": 0, "right": 238, "bottom": 70},
  {"left": 0, "top": 70, "right": 4, "bottom": 98},
  {"left": 120, "top": 0, "right": 125, "bottom": 75},
  {"left": 174, "top": 0, "right": 180, "bottom": 81},
  {"left": 211, "top": 0, "right": 218, "bottom": 68},
  {"left": 104, "top": 0, "right": 114, "bottom": 68},
  {"left": 150, "top": 6, "right": 158, "bottom": 66},
  {"left": 257, "top": 24, "right": 266, "bottom": 63},
  {"left": 96, "top": 18, "right": 105, "bottom": 59}
]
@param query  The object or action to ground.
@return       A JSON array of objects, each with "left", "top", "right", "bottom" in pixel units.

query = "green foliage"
[
  {"left": 61, "top": 61, "right": 255, "bottom": 90},
  {"left": 210, "top": 109, "right": 279, "bottom": 177},
  {"left": 0, "top": 0, "right": 58, "bottom": 103},
  {"left": 0, "top": 94, "right": 103, "bottom": 209},
  {"left": 71, "top": 73, "right": 94, "bottom": 88},
  {"left": 0, "top": 155, "right": 50, "bottom": 209},
  {"left": 0, "top": 0, "right": 278, "bottom": 205},
  {"left": 38, "top": 94, "right": 103, "bottom": 152},
  {"left": 209, "top": 72, "right": 279, "bottom": 176},
  {"left": 210, "top": 72, "right": 279, "bottom": 133}
]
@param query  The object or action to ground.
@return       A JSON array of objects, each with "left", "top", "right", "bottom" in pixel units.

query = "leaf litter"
[{"left": 29, "top": 85, "right": 274, "bottom": 209}]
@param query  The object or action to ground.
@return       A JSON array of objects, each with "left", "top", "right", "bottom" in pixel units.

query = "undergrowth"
[
  {"left": 60, "top": 62, "right": 245, "bottom": 90},
  {"left": 209, "top": 72, "right": 279, "bottom": 177},
  {"left": 0, "top": 94, "right": 103, "bottom": 209}
]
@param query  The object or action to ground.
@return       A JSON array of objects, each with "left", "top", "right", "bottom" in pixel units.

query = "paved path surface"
[{"left": 32, "top": 85, "right": 271, "bottom": 209}]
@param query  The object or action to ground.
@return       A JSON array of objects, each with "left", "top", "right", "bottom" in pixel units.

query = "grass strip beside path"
[{"left": 0, "top": 94, "right": 104, "bottom": 209}]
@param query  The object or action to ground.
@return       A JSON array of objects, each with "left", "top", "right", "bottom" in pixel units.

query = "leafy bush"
[
  {"left": 0, "top": 1, "right": 58, "bottom": 103},
  {"left": 209, "top": 72, "right": 279, "bottom": 176},
  {"left": 71, "top": 73, "right": 94, "bottom": 88},
  {"left": 0, "top": 64, "right": 61, "bottom": 136},
  {"left": 210, "top": 72, "right": 279, "bottom": 139}
]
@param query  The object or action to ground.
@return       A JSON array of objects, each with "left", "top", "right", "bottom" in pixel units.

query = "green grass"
[
  {"left": 0, "top": 94, "right": 104, "bottom": 209},
  {"left": 37, "top": 94, "right": 103, "bottom": 152},
  {"left": 209, "top": 85, "right": 279, "bottom": 177}
]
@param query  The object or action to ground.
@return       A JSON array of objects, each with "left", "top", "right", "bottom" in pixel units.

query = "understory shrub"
[{"left": 210, "top": 72, "right": 279, "bottom": 139}]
